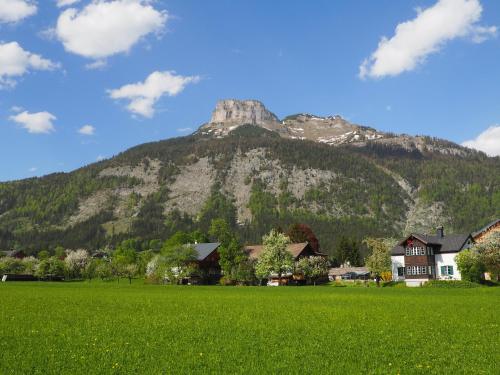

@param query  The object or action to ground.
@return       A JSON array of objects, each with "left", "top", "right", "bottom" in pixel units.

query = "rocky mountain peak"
[{"left": 209, "top": 99, "right": 280, "bottom": 128}]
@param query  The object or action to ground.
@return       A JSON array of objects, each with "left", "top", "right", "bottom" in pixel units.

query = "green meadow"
[{"left": 0, "top": 282, "right": 498, "bottom": 374}]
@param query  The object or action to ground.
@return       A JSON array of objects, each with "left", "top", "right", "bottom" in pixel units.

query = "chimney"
[{"left": 436, "top": 226, "right": 444, "bottom": 238}]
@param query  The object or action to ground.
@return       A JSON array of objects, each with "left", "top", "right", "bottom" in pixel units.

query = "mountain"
[{"left": 0, "top": 100, "right": 498, "bottom": 257}]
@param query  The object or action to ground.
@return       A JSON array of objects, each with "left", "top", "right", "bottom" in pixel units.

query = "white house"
[{"left": 391, "top": 226, "right": 473, "bottom": 287}]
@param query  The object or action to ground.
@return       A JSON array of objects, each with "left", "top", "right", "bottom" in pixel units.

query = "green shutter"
[
  {"left": 441, "top": 266, "right": 446, "bottom": 275},
  {"left": 449, "top": 266, "right": 454, "bottom": 275}
]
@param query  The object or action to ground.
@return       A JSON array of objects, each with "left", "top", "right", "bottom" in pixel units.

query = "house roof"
[
  {"left": 391, "top": 233, "right": 471, "bottom": 255},
  {"left": 472, "top": 219, "right": 500, "bottom": 238},
  {"left": 329, "top": 267, "right": 369, "bottom": 276},
  {"left": 244, "top": 242, "right": 310, "bottom": 260},
  {"left": 189, "top": 243, "right": 221, "bottom": 261}
]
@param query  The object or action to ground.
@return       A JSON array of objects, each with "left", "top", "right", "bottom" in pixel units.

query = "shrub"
[{"left": 422, "top": 280, "right": 481, "bottom": 288}]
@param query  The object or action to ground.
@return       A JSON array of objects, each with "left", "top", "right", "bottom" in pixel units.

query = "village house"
[
  {"left": 244, "top": 242, "right": 328, "bottom": 285},
  {"left": 185, "top": 242, "right": 222, "bottom": 285},
  {"left": 391, "top": 226, "right": 473, "bottom": 287}
]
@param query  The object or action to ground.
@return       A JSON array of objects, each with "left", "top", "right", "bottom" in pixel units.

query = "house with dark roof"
[
  {"left": 472, "top": 219, "right": 500, "bottom": 243},
  {"left": 186, "top": 243, "right": 221, "bottom": 284},
  {"left": 391, "top": 226, "right": 473, "bottom": 286}
]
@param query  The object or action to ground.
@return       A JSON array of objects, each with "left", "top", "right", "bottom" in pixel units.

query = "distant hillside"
[{"left": 0, "top": 100, "right": 498, "bottom": 256}]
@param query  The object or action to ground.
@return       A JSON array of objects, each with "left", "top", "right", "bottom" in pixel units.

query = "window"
[
  {"left": 397, "top": 267, "right": 404, "bottom": 276},
  {"left": 407, "top": 266, "right": 412, "bottom": 275},
  {"left": 421, "top": 266, "right": 427, "bottom": 274},
  {"left": 440, "top": 265, "right": 454, "bottom": 276},
  {"left": 406, "top": 248, "right": 411, "bottom": 256}
]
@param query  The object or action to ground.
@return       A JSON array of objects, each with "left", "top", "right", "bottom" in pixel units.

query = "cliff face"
[{"left": 202, "top": 100, "right": 281, "bottom": 136}]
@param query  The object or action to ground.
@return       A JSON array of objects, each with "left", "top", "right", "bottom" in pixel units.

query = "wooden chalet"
[
  {"left": 391, "top": 226, "right": 473, "bottom": 286},
  {"left": 185, "top": 242, "right": 222, "bottom": 285}
]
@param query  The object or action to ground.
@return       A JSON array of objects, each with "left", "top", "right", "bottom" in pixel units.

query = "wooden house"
[
  {"left": 185, "top": 243, "right": 221, "bottom": 285},
  {"left": 391, "top": 226, "right": 473, "bottom": 286}
]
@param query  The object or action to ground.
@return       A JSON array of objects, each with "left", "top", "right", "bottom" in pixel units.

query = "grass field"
[{"left": 0, "top": 282, "right": 498, "bottom": 374}]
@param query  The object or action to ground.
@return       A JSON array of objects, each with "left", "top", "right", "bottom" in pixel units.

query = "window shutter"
[
  {"left": 449, "top": 266, "right": 454, "bottom": 275},
  {"left": 441, "top": 266, "right": 446, "bottom": 275}
]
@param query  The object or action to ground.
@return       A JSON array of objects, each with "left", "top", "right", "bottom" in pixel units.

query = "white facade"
[
  {"left": 391, "top": 255, "right": 405, "bottom": 281},
  {"left": 435, "top": 252, "right": 461, "bottom": 280}
]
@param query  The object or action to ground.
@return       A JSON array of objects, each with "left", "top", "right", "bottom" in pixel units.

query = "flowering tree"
[
  {"left": 64, "top": 249, "right": 90, "bottom": 279},
  {"left": 255, "top": 230, "right": 293, "bottom": 285},
  {"left": 458, "top": 233, "right": 500, "bottom": 282},
  {"left": 296, "top": 256, "right": 329, "bottom": 286},
  {"left": 364, "top": 238, "right": 396, "bottom": 276}
]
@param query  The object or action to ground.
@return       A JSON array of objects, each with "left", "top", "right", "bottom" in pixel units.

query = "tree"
[
  {"left": 209, "top": 219, "right": 248, "bottom": 283},
  {"left": 456, "top": 249, "right": 485, "bottom": 283},
  {"left": 160, "top": 243, "right": 198, "bottom": 284},
  {"left": 364, "top": 238, "right": 396, "bottom": 278},
  {"left": 82, "top": 258, "right": 98, "bottom": 282},
  {"left": 476, "top": 232, "right": 500, "bottom": 280},
  {"left": 334, "top": 237, "right": 361, "bottom": 266},
  {"left": 287, "top": 224, "right": 320, "bottom": 252},
  {"left": 255, "top": 230, "right": 293, "bottom": 285},
  {"left": 36, "top": 257, "right": 65, "bottom": 279},
  {"left": 95, "top": 260, "right": 113, "bottom": 281},
  {"left": 21, "top": 256, "right": 39, "bottom": 275},
  {"left": 458, "top": 233, "right": 500, "bottom": 282},
  {"left": 122, "top": 264, "right": 138, "bottom": 284},
  {"left": 54, "top": 246, "right": 65, "bottom": 259},
  {"left": 37, "top": 250, "right": 50, "bottom": 261},
  {"left": 296, "top": 256, "right": 330, "bottom": 286},
  {"left": 64, "top": 249, "right": 90, "bottom": 279}
]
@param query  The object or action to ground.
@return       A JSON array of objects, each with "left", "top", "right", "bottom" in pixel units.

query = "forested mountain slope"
[{"left": 1, "top": 106, "right": 498, "bottom": 256}]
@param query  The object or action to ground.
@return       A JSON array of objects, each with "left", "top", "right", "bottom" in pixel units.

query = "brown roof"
[{"left": 245, "top": 242, "right": 310, "bottom": 260}]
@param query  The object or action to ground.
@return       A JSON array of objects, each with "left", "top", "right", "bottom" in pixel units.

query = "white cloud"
[
  {"left": 462, "top": 126, "right": 500, "bottom": 156},
  {"left": 85, "top": 59, "right": 107, "bottom": 70},
  {"left": 0, "top": 0, "right": 37, "bottom": 23},
  {"left": 28, "top": 167, "right": 37, "bottom": 172},
  {"left": 177, "top": 127, "right": 192, "bottom": 133},
  {"left": 56, "top": 0, "right": 80, "bottom": 8},
  {"left": 11, "top": 105, "right": 23, "bottom": 112},
  {"left": 96, "top": 155, "right": 105, "bottom": 161},
  {"left": 359, "top": 0, "right": 497, "bottom": 79},
  {"left": 108, "top": 71, "right": 200, "bottom": 118},
  {"left": 55, "top": 0, "right": 167, "bottom": 62},
  {"left": 78, "top": 124, "right": 95, "bottom": 135},
  {"left": 10, "top": 111, "right": 57, "bottom": 134},
  {"left": 0, "top": 42, "right": 60, "bottom": 88}
]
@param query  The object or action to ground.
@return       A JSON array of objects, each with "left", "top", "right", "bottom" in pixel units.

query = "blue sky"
[{"left": 1, "top": 0, "right": 499, "bottom": 181}]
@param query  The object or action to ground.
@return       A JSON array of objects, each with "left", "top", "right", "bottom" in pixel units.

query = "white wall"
[
  {"left": 435, "top": 252, "right": 461, "bottom": 280},
  {"left": 391, "top": 255, "right": 405, "bottom": 281}
]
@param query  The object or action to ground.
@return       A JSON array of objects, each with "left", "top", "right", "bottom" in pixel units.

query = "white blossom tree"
[
  {"left": 64, "top": 249, "right": 90, "bottom": 279},
  {"left": 255, "top": 230, "right": 293, "bottom": 285}
]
